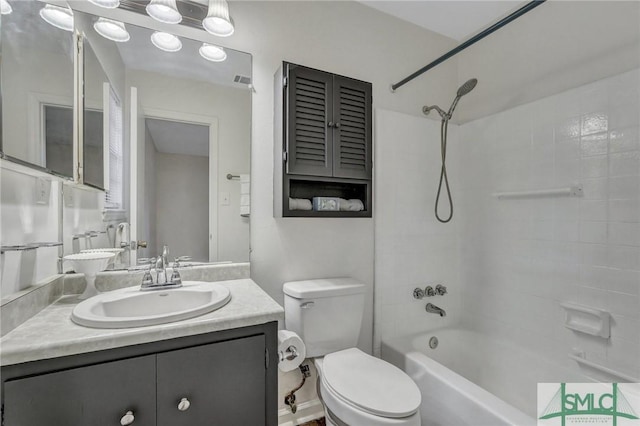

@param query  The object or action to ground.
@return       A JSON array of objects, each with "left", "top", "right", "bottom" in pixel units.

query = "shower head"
[
  {"left": 448, "top": 78, "right": 478, "bottom": 118},
  {"left": 456, "top": 78, "right": 478, "bottom": 98},
  {"left": 423, "top": 78, "right": 478, "bottom": 121}
]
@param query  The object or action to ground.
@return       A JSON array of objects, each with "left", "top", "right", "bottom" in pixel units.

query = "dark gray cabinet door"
[
  {"left": 287, "top": 64, "right": 334, "bottom": 177},
  {"left": 156, "top": 335, "right": 266, "bottom": 426},
  {"left": 332, "top": 76, "right": 372, "bottom": 180},
  {"left": 3, "top": 355, "right": 156, "bottom": 426}
]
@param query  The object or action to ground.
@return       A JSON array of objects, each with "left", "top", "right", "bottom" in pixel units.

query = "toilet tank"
[{"left": 283, "top": 278, "right": 366, "bottom": 357}]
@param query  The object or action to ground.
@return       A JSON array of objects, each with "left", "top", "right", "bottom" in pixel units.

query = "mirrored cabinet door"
[{"left": 1, "top": 0, "right": 75, "bottom": 178}]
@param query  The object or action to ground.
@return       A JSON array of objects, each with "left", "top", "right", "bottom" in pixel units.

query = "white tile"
[
  {"left": 609, "top": 126, "right": 640, "bottom": 153},
  {"left": 609, "top": 223, "right": 640, "bottom": 246},
  {"left": 608, "top": 291, "right": 640, "bottom": 318},
  {"left": 580, "top": 132, "right": 608, "bottom": 157},
  {"left": 610, "top": 314, "right": 640, "bottom": 344},
  {"left": 609, "top": 151, "right": 640, "bottom": 177},
  {"left": 609, "top": 176, "right": 639, "bottom": 200},
  {"left": 581, "top": 155, "right": 608, "bottom": 178},
  {"left": 607, "top": 245, "right": 639, "bottom": 270},
  {"left": 580, "top": 221, "right": 608, "bottom": 244},
  {"left": 609, "top": 199, "right": 639, "bottom": 223},
  {"left": 581, "top": 200, "right": 608, "bottom": 222},
  {"left": 583, "top": 178, "right": 609, "bottom": 200}
]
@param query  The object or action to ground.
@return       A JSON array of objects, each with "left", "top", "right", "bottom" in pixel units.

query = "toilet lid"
[{"left": 322, "top": 348, "right": 421, "bottom": 418}]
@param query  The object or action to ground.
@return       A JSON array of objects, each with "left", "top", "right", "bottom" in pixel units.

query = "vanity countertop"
[{"left": 0, "top": 278, "right": 284, "bottom": 366}]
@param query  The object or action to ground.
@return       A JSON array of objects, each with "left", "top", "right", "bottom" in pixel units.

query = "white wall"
[
  {"left": 155, "top": 152, "right": 209, "bottom": 261},
  {"left": 455, "top": 1, "right": 640, "bottom": 124},
  {"left": 373, "top": 109, "right": 461, "bottom": 356},
  {"left": 457, "top": 68, "right": 640, "bottom": 381}
]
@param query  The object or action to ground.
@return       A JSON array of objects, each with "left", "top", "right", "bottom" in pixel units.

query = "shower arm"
[{"left": 422, "top": 105, "right": 450, "bottom": 121}]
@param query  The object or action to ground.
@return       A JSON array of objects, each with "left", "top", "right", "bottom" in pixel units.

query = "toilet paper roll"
[{"left": 278, "top": 330, "right": 306, "bottom": 372}]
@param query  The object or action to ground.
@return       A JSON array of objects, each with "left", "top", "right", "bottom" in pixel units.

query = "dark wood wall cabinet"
[
  {"left": 1, "top": 322, "right": 278, "bottom": 426},
  {"left": 274, "top": 62, "right": 373, "bottom": 217}
]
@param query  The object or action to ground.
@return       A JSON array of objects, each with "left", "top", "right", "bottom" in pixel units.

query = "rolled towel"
[
  {"left": 289, "top": 197, "right": 312, "bottom": 211},
  {"left": 339, "top": 198, "right": 365, "bottom": 211}
]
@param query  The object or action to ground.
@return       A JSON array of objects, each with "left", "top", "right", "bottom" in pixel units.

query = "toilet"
[{"left": 284, "top": 278, "right": 421, "bottom": 426}]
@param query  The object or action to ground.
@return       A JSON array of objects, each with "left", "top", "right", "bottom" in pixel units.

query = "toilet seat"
[{"left": 321, "top": 348, "right": 421, "bottom": 419}]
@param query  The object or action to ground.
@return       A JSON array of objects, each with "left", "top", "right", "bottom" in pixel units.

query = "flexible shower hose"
[{"left": 435, "top": 118, "right": 453, "bottom": 223}]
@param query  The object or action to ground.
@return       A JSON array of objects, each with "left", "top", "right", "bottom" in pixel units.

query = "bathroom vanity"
[{"left": 0, "top": 278, "right": 283, "bottom": 426}]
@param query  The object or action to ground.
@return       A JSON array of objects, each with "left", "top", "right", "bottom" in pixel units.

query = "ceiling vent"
[{"left": 233, "top": 74, "right": 251, "bottom": 85}]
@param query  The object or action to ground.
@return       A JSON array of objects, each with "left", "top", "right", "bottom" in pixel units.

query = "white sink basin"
[{"left": 71, "top": 281, "right": 231, "bottom": 328}]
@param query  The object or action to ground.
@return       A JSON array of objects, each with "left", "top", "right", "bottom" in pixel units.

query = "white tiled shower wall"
[
  {"left": 374, "top": 109, "right": 462, "bottom": 356},
  {"left": 375, "top": 69, "right": 639, "bottom": 378},
  {"left": 457, "top": 69, "right": 640, "bottom": 379}
]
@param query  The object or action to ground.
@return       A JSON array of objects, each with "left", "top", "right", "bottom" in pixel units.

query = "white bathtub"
[{"left": 381, "top": 328, "right": 562, "bottom": 426}]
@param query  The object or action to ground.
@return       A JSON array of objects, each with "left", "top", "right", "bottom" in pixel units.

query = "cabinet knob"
[
  {"left": 178, "top": 397, "right": 191, "bottom": 412},
  {"left": 120, "top": 411, "right": 135, "bottom": 425},
  {"left": 334, "top": 122, "right": 341, "bottom": 128},
  {"left": 327, "top": 121, "right": 334, "bottom": 128}
]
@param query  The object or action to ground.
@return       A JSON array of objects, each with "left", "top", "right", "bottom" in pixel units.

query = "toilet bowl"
[
  {"left": 283, "top": 278, "right": 422, "bottom": 426},
  {"left": 315, "top": 348, "right": 421, "bottom": 426}
]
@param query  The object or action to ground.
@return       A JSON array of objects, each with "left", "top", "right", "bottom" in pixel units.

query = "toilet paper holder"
[{"left": 280, "top": 345, "right": 299, "bottom": 362}]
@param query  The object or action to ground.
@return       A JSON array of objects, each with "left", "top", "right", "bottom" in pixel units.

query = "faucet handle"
[
  {"left": 435, "top": 284, "right": 448, "bottom": 296},
  {"left": 413, "top": 288, "right": 425, "bottom": 299},
  {"left": 425, "top": 286, "right": 436, "bottom": 297}
]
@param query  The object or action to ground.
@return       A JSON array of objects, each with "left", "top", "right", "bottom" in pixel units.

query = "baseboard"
[{"left": 278, "top": 398, "right": 325, "bottom": 426}]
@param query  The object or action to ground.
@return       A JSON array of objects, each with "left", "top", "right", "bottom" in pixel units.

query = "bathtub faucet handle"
[
  {"left": 425, "top": 286, "right": 436, "bottom": 297},
  {"left": 435, "top": 284, "right": 448, "bottom": 296},
  {"left": 413, "top": 288, "right": 425, "bottom": 299}
]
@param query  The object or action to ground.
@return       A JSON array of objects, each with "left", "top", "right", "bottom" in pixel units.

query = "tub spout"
[{"left": 425, "top": 303, "right": 446, "bottom": 317}]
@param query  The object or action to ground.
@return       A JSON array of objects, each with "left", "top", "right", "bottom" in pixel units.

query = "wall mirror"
[
  {"left": 74, "top": 10, "right": 252, "bottom": 265},
  {"left": 0, "top": 0, "right": 75, "bottom": 178}
]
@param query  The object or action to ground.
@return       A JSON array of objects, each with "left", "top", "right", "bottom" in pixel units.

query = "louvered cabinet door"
[
  {"left": 287, "top": 65, "right": 334, "bottom": 177},
  {"left": 332, "top": 76, "right": 372, "bottom": 180}
]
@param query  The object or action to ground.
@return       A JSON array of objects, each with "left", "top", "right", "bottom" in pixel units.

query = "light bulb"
[
  {"left": 202, "top": 0, "right": 234, "bottom": 37},
  {"left": 199, "top": 43, "right": 227, "bottom": 62},
  {"left": 94, "top": 18, "right": 130, "bottom": 42},
  {"left": 1, "top": 0, "right": 12, "bottom": 15},
  {"left": 150, "top": 32, "right": 182, "bottom": 52},
  {"left": 146, "top": 0, "right": 182, "bottom": 24},
  {"left": 39, "top": 4, "right": 74, "bottom": 32}
]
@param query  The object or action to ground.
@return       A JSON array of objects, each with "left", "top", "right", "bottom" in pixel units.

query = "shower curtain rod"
[{"left": 390, "top": 0, "right": 546, "bottom": 92}]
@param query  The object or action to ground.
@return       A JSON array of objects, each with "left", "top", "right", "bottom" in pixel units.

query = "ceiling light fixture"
[
  {"left": 1, "top": 0, "right": 12, "bottom": 15},
  {"left": 146, "top": 0, "right": 182, "bottom": 24},
  {"left": 150, "top": 31, "right": 182, "bottom": 52},
  {"left": 199, "top": 43, "right": 227, "bottom": 62},
  {"left": 94, "top": 18, "right": 130, "bottom": 42},
  {"left": 202, "top": 0, "right": 234, "bottom": 37},
  {"left": 39, "top": 4, "right": 74, "bottom": 32},
  {"left": 87, "top": 0, "right": 120, "bottom": 9}
]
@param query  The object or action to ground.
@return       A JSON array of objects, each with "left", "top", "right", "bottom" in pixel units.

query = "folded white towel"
[
  {"left": 238, "top": 174, "right": 250, "bottom": 216},
  {"left": 339, "top": 199, "right": 365, "bottom": 211},
  {"left": 289, "top": 198, "right": 312, "bottom": 211}
]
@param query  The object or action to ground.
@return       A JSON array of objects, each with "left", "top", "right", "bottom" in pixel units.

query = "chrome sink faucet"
[
  {"left": 425, "top": 303, "right": 446, "bottom": 317},
  {"left": 138, "top": 246, "right": 184, "bottom": 291}
]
